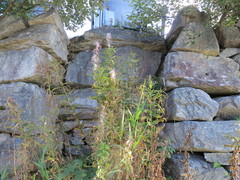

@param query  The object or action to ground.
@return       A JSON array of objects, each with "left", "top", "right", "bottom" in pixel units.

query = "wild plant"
[{"left": 91, "top": 33, "right": 168, "bottom": 179}]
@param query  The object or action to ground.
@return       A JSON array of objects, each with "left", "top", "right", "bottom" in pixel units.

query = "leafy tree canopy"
[{"left": 0, "top": 0, "right": 105, "bottom": 31}]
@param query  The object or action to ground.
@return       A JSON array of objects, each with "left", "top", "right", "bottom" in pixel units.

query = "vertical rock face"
[
  {"left": 161, "top": 121, "right": 240, "bottom": 152},
  {"left": 160, "top": 51, "right": 240, "bottom": 95},
  {"left": 0, "top": 24, "right": 68, "bottom": 63},
  {"left": 66, "top": 46, "right": 162, "bottom": 87},
  {"left": 0, "top": 46, "right": 64, "bottom": 86},
  {"left": 171, "top": 23, "right": 219, "bottom": 56},
  {"left": 214, "top": 95, "right": 240, "bottom": 120},
  {"left": 165, "top": 87, "right": 219, "bottom": 121},
  {"left": 164, "top": 154, "right": 230, "bottom": 180},
  {"left": 0, "top": 82, "right": 56, "bottom": 134}
]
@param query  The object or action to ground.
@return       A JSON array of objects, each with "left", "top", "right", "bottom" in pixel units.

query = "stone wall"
[{"left": 0, "top": 5, "right": 240, "bottom": 180}]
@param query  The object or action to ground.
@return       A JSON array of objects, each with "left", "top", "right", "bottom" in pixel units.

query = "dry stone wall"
[{"left": 0, "top": 5, "right": 240, "bottom": 180}]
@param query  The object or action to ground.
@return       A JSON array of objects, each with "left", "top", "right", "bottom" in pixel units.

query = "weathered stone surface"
[
  {"left": 165, "top": 87, "right": 219, "bottom": 121},
  {"left": 0, "top": 82, "right": 56, "bottom": 134},
  {"left": 56, "top": 89, "right": 98, "bottom": 120},
  {"left": 0, "top": 133, "right": 25, "bottom": 174},
  {"left": 0, "top": 16, "right": 27, "bottom": 40},
  {"left": 0, "top": 46, "right": 64, "bottom": 86},
  {"left": 68, "top": 27, "right": 166, "bottom": 53},
  {"left": 204, "top": 153, "right": 239, "bottom": 165},
  {"left": 220, "top": 48, "right": 240, "bottom": 58},
  {"left": 214, "top": 95, "right": 240, "bottom": 120},
  {"left": 61, "top": 120, "right": 98, "bottom": 132},
  {"left": 161, "top": 120, "right": 240, "bottom": 152},
  {"left": 164, "top": 153, "right": 230, "bottom": 180},
  {"left": 0, "top": 24, "right": 68, "bottom": 63},
  {"left": 216, "top": 26, "right": 240, "bottom": 48},
  {"left": 171, "top": 23, "right": 219, "bottom": 56},
  {"left": 167, "top": 6, "right": 208, "bottom": 46},
  {"left": 232, "top": 53, "right": 240, "bottom": 69},
  {"left": 160, "top": 52, "right": 240, "bottom": 95},
  {"left": 29, "top": 8, "right": 68, "bottom": 42},
  {"left": 66, "top": 46, "right": 162, "bottom": 87}
]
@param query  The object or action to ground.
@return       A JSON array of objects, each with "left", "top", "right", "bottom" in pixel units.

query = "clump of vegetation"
[{"left": 91, "top": 33, "right": 170, "bottom": 179}]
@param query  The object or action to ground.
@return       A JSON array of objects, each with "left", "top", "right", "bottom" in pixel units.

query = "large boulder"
[
  {"left": 170, "top": 23, "right": 219, "bottom": 56},
  {"left": 0, "top": 16, "right": 27, "bottom": 40},
  {"left": 68, "top": 27, "right": 166, "bottom": 54},
  {"left": 66, "top": 46, "right": 162, "bottom": 87},
  {"left": 28, "top": 8, "right": 68, "bottom": 42},
  {"left": 160, "top": 51, "right": 240, "bottom": 95},
  {"left": 56, "top": 89, "right": 98, "bottom": 121},
  {"left": 0, "top": 24, "right": 68, "bottom": 63},
  {"left": 204, "top": 153, "right": 238, "bottom": 165},
  {"left": 214, "top": 95, "right": 240, "bottom": 120},
  {"left": 166, "top": 6, "right": 208, "bottom": 47},
  {"left": 0, "top": 46, "right": 64, "bottom": 86},
  {"left": 165, "top": 87, "right": 219, "bottom": 121},
  {"left": 164, "top": 153, "right": 230, "bottom": 180},
  {"left": 0, "top": 82, "right": 57, "bottom": 134},
  {"left": 160, "top": 120, "right": 240, "bottom": 152},
  {"left": 216, "top": 26, "right": 240, "bottom": 48}
]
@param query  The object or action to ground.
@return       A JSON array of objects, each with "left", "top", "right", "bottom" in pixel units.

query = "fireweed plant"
[{"left": 91, "top": 33, "right": 170, "bottom": 179}]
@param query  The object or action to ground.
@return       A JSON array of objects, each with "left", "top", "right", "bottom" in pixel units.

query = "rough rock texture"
[
  {"left": 0, "top": 24, "right": 68, "bottom": 63},
  {"left": 0, "top": 46, "right": 64, "bottom": 86},
  {"left": 171, "top": 23, "right": 219, "bottom": 56},
  {"left": 216, "top": 26, "right": 240, "bottom": 48},
  {"left": 62, "top": 120, "right": 98, "bottom": 132},
  {"left": 56, "top": 89, "right": 98, "bottom": 121},
  {"left": 232, "top": 53, "right": 240, "bottom": 69},
  {"left": 0, "top": 82, "right": 56, "bottom": 134},
  {"left": 66, "top": 46, "right": 162, "bottom": 87},
  {"left": 214, "top": 95, "right": 240, "bottom": 120},
  {"left": 160, "top": 121, "right": 240, "bottom": 152},
  {"left": 0, "top": 16, "right": 27, "bottom": 40},
  {"left": 220, "top": 48, "right": 240, "bottom": 58},
  {"left": 29, "top": 8, "right": 68, "bottom": 42},
  {"left": 204, "top": 153, "right": 238, "bottom": 165},
  {"left": 166, "top": 6, "right": 208, "bottom": 46},
  {"left": 160, "top": 52, "right": 240, "bottom": 95},
  {"left": 0, "top": 133, "right": 25, "bottom": 173},
  {"left": 164, "top": 153, "right": 230, "bottom": 180},
  {"left": 68, "top": 27, "right": 166, "bottom": 53},
  {"left": 165, "top": 87, "right": 219, "bottom": 121}
]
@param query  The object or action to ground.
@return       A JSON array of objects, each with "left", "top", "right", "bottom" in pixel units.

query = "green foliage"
[
  {"left": 0, "top": 0, "right": 105, "bottom": 31},
  {"left": 91, "top": 37, "right": 170, "bottom": 179}
]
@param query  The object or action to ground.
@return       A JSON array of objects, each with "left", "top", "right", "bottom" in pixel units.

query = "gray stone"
[
  {"left": 0, "top": 82, "right": 57, "bottom": 134},
  {"left": 232, "top": 53, "right": 240, "bottom": 69},
  {"left": 161, "top": 121, "right": 240, "bottom": 152},
  {"left": 0, "top": 16, "right": 27, "bottom": 40},
  {"left": 160, "top": 52, "right": 240, "bottom": 95},
  {"left": 69, "top": 129, "right": 85, "bottom": 146},
  {"left": 66, "top": 46, "right": 162, "bottom": 87},
  {"left": 167, "top": 6, "right": 208, "bottom": 46},
  {"left": 29, "top": 8, "right": 68, "bottom": 42},
  {"left": 56, "top": 89, "right": 98, "bottom": 121},
  {"left": 68, "top": 27, "right": 166, "bottom": 53},
  {"left": 164, "top": 153, "right": 230, "bottom": 180},
  {"left": 171, "top": 23, "right": 219, "bottom": 56},
  {"left": 61, "top": 120, "right": 98, "bottom": 132},
  {"left": 165, "top": 87, "right": 219, "bottom": 121},
  {"left": 216, "top": 26, "right": 240, "bottom": 48},
  {"left": 0, "top": 46, "right": 64, "bottom": 86},
  {"left": 0, "top": 24, "right": 68, "bottom": 63},
  {"left": 204, "top": 153, "right": 239, "bottom": 165},
  {"left": 214, "top": 95, "right": 240, "bottom": 120},
  {"left": 220, "top": 48, "right": 240, "bottom": 58}
]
